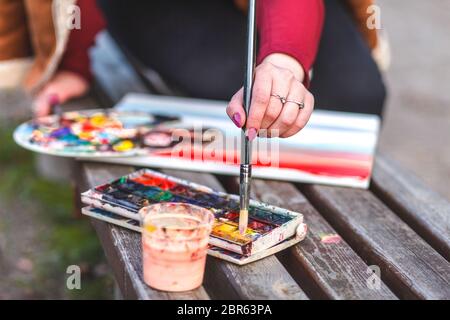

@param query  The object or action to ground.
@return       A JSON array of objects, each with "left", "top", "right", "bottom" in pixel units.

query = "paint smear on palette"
[
  {"left": 89, "top": 170, "right": 293, "bottom": 247},
  {"left": 320, "top": 233, "right": 342, "bottom": 244},
  {"left": 22, "top": 110, "right": 181, "bottom": 156}
]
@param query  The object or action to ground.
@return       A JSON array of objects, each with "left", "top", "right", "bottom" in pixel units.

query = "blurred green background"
[{"left": 0, "top": 119, "right": 113, "bottom": 299}]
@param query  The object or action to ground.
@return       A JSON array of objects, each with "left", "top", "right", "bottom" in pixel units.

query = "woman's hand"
[
  {"left": 32, "top": 71, "right": 89, "bottom": 117},
  {"left": 226, "top": 53, "right": 314, "bottom": 139}
]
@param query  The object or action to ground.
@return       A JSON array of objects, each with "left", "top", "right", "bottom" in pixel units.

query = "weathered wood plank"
[
  {"left": 247, "top": 179, "right": 397, "bottom": 300},
  {"left": 162, "top": 169, "right": 309, "bottom": 300},
  {"left": 78, "top": 162, "right": 210, "bottom": 300},
  {"left": 372, "top": 154, "right": 450, "bottom": 261},
  {"left": 301, "top": 184, "right": 450, "bottom": 300}
]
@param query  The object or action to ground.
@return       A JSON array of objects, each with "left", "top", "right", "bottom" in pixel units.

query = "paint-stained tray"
[
  {"left": 81, "top": 169, "right": 307, "bottom": 264},
  {"left": 81, "top": 206, "right": 306, "bottom": 265}
]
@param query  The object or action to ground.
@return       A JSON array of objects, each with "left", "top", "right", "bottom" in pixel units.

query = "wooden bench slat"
[
  {"left": 372, "top": 154, "right": 450, "bottom": 261},
  {"left": 162, "top": 169, "right": 309, "bottom": 300},
  {"left": 79, "top": 163, "right": 210, "bottom": 300},
  {"left": 248, "top": 179, "right": 397, "bottom": 300},
  {"left": 301, "top": 184, "right": 450, "bottom": 299}
]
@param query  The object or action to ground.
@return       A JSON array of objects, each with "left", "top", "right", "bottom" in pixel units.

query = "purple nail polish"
[
  {"left": 48, "top": 94, "right": 60, "bottom": 107},
  {"left": 232, "top": 113, "right": 242, "bottom": 128},
  {"left": 247, "top": 128, "right": 257, "bottom": 141}
]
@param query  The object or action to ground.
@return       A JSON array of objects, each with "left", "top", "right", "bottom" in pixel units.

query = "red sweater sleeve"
[
  {"left": 257, "top": 0, "right": 325, "bottom": 87},
  {"left": 59, "top": 0, "right": 106, "bottom": 82}
]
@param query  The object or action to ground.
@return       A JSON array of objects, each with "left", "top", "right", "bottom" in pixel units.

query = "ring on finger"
[
  {"left": 285, "top": 99, "right": 305, "bottom": 110},
  {"left": 270, "top": 94, "right": 287, "bottom": 105}
]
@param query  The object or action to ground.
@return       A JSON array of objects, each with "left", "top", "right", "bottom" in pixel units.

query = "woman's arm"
[
  {"left": 257, "top": 0, "right": 324, "bottom": 87},
  {"left": 33, "top": 0, "right": 105, "bottom": 117},
  {"left": 58, "top": 0, "right": 106, "bottom": 82},
  {"left": 227, "top": 0, "right": 324, "bottom": 138}
]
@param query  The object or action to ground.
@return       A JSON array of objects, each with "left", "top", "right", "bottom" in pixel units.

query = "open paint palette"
[
  {"left": 13, "top": 109, "right": 181, "bottom": 158},
  {"left": 81, "top": 169, "right": 307, "bottom": 265}
]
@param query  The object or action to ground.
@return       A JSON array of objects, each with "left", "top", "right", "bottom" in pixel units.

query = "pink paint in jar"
[{"left": 140, "top": 203, "right": 214, "bottom": 292}]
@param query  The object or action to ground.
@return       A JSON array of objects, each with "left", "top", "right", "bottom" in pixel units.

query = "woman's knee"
[
  {"left": 312, "top": 69, "right": 387, "bottom": 117},
  {"left": 348, "top": 73, "right": 387, "bottom": 116}
]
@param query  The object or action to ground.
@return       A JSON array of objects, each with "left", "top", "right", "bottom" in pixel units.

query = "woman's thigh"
[
  {"left": 310, "top": 0, "right": 387, "bottom": 117},
  {"left": 98, "top": 0, "right": 246, "bottom": 100}
]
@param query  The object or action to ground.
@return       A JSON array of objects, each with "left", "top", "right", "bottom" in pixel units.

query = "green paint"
[{"left": 156, "top": 191, "right": 173, "bottom": 201}]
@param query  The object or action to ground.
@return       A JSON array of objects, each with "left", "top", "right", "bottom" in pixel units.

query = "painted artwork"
[
  {"left": 81, "top": 169, "right": 306, "bottom": 261},
  {"left": 14, "top": 93, "right": 380, "bottom": 188}
]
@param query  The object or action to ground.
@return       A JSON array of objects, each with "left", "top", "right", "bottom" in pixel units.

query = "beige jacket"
[{"left": 0, "top": 0, "right": 75, "bottom": 91}]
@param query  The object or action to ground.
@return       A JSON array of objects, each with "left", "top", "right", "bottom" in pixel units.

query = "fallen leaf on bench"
[{"left": 319, "top": 233, "right": 342, "bottom": 244}]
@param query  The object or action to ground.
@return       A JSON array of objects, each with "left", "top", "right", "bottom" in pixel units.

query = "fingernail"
[
  {"left": 247, "top": 128, "right": 257, "bottom": 141},
  {"left": 232, "top": 113, "right": 242, "bottom": 128},
  {"left": 48, "top": 94, "right": 60, "bottom": 107}
]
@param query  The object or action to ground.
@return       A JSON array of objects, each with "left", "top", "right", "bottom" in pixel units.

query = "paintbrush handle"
[
  {"left": 243, "top": 0, "right": 257, "bottom": 121},
  {"left": 239, "top": 0, "right": 257, "bottom": 235}
]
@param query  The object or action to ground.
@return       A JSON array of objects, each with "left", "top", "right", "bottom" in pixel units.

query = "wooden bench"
[{"left": 73, "top": 32, "right": 450, "bottom": 300}]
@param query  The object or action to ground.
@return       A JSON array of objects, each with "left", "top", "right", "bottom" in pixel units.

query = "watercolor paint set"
[
  {"left": 81, "top": 169, "right": 307, "bottom": 264},
  {"left": 81, "top": 206, "right": 305, "bottom": 265}
]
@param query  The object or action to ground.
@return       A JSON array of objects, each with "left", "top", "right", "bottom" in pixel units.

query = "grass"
[{"left": 0, "top": 120, "right": 114, "bottom": 299}]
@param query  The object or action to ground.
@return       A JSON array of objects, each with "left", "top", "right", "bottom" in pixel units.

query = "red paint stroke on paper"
[{"left": 155, "top": 147, "right": 372, "bottom": 180}]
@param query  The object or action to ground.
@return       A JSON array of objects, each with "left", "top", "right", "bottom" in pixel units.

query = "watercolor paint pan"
[
  {"left": 81, "top": 206, "right": 307, "bottom": 265},
  {"left": 82, "top": 168, "right": 305, "bottom": 256}
]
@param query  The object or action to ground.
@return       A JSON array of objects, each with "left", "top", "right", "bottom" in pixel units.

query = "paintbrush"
[
  {"left": 239, "top": 0, "right": 257, "bottom": 235},
  {"left": 48, "top": 94, "right": 62, "bottom": 122}
]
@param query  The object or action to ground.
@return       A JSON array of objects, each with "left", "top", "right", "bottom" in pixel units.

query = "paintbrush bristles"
[{"left": 238, "top": 209, "right": 248, "bottom": 235}]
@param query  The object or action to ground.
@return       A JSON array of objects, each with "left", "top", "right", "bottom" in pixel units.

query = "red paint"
[
  {"left": 81, "top": 121, "right": 96, "bottom": 132},
  {"left": 223, "top": 211, "right": 239, "bottom": 221},
  {"left": 154, "top": 147, "right": 371, "bottom": 180},
  {"left": 132, "top": 173, "right": 177, "bottom": 190}
]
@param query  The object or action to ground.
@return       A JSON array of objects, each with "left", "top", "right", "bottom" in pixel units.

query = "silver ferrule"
[
  {"left": 239, "top": 164, "right": 251, "bottom": 211},
  {"left": 241, "top": 131, "right": 253, "bottom": 164}
]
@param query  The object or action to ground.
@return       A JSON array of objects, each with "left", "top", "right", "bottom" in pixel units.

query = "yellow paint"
[
  {"left": 144, "top": 224, "right": 157, "bottom": 233},
  {"left": 79, "top": 131, "right": 93, "bottom": 140},
  {"left": 113, "top": 140, "right": 134, "bottom": 152},
  {"left": 90, "top": 114, "right": 107, "bottom": 126},
  {"left": 211, "top": 220, "right": 257, "bottom": 245},
  {"left": 213, "top": 222, "right": 237, "bottom": 234}
]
